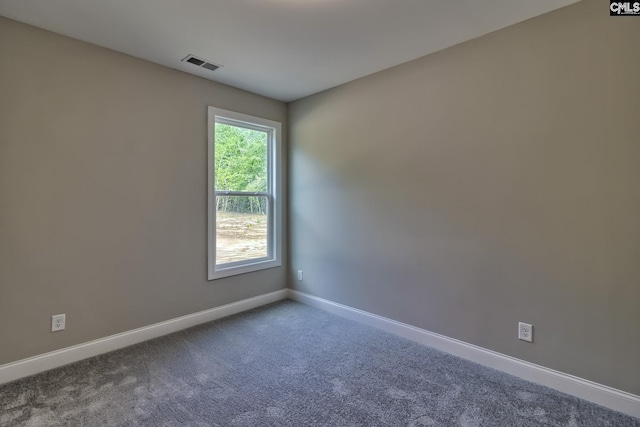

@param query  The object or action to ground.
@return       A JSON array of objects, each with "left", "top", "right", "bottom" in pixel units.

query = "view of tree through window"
[{"left": 214, "top": 123, "right": 269, "bottom": 265}]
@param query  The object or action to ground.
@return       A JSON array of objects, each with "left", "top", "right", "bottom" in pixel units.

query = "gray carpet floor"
[{"left": 0, "top": 300, "right": 638, "bottom": 426}]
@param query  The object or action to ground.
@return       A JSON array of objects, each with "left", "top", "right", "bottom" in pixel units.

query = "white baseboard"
[
  {"left": 288, "top": 289, "right": 640, "bottom": 419},
  {"left": 0, "top": 289, "right": 288, "bottom": 386}
]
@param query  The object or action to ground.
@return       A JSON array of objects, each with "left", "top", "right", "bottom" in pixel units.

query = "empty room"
[{"left": 1, "top": 0, "right": 639, "bottom": 425}]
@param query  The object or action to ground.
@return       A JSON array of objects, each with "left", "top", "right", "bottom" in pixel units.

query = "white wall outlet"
[
  {"left": 297, "top": 270, "right": 303, "bottom": 281},
  {"left": 518, "top": 322, "right": 533, "bottom": 342},
  {"left": 52, "top": 314, "right": 66, "bottom": 332}
]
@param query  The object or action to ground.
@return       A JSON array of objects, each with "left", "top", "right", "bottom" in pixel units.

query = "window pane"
[
  {"left": 215, "top": 123, "right": 268, "bottom": 192},
  {"left": 216, "top": 195, "right": 268, "bottom": 265}
]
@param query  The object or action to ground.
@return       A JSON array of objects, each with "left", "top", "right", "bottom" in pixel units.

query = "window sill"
[{"left": 208, "top": 258, "right": 282, "bottom": 280}]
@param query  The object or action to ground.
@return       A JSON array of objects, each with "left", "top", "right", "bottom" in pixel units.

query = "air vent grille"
[
  {"left": 186, "top": 57, "right": 205, "bottom": 66},
  {"left": 182, "top": 54, "right": 222, "bottom": 72},
  {"left": 201, "top": 62, "right": 220, "bottom": 71}
]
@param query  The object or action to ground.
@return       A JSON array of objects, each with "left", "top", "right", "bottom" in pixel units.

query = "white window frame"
[{"left": 207, "top": 107, "right": 282, "bottom": 280}]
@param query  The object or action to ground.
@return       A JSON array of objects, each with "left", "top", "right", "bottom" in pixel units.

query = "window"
[{"left": 208, "top": 107, "right": 282, "bottom": 280}]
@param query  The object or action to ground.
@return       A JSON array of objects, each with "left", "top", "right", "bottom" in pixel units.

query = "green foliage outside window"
[{"left": 215, "top": 123, "right": 268, "bottom": 214}]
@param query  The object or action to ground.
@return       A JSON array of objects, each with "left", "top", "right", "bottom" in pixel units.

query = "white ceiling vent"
[{"left": 182, "top": 54, "right": 222, "bottom": 72}]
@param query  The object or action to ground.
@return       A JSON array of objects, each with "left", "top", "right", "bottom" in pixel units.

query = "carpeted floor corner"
[{"left": 0, "top": 300, "right": 638, "bottom": 426}]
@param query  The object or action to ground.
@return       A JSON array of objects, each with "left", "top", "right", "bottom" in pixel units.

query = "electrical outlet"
[
  {"left": 52, "top": 314, "right": 66, "bottom": 332},
  {"left": 518, "top": 322, "right": 533, "bottom": 342},
  {"left": 297, "top": 270, "right": 303, "bottom": 281}
]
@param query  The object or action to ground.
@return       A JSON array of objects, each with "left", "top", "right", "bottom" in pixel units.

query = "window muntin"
[{"left": 208, "top": 108, "right": 281, "bottom": 280}]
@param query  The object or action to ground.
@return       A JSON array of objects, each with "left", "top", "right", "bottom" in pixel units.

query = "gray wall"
[
  {"left": 0, "top": 17, "right": 287, "bottom": 365},
  {"left": 289, "top": 0, "right": 640, "bottom": 395}
]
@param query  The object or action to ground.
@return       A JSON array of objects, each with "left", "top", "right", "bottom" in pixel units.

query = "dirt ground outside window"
[{"left": 216, "top": 211, "right": 268, "bottom": 265}]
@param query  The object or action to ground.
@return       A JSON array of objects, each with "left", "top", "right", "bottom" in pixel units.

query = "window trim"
[{"left": 207, "top": 107, "right": 282, "bottom": 280}]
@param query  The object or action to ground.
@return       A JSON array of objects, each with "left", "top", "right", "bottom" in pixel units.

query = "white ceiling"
[{"left": 0, "top": 0, "right": 580, "bottom": 102}]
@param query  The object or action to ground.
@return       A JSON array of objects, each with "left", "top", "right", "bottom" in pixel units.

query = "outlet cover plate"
[
  {"left": 52, "top": 314, "right": 66, "bottom": 332},
  {"left": 518, "top": 322, "right": 533, "bottom": 342}
]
